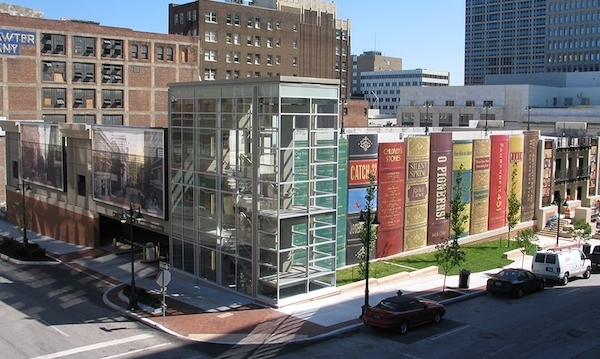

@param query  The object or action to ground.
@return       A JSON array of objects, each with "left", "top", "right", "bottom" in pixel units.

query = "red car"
[{"left": 362, "top": 296, "right": 446, "bottom": 334}]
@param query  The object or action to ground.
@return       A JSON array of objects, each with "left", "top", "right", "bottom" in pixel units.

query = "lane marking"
[
  {"left": 430, "top": 325, "right": 470, "bottom": 340},
  {"left": 558, "top": 288, "right": 581, "bottom": 296},
  {"left": 38, "top": 319, "right": 69, "bottom": 337},
  {"left": 30, "top": 333, "right": 153, "bottom": 359},
  {"left": 100, "top": 342, "right": 171, "bottom": 359},
  {"left": 489, "top": 343, "right": 515, "bottom": 356}
]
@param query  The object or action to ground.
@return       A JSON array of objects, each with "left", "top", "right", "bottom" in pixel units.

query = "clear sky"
[{"left": 8, "top": 0, "right": 466, "bottom": 85}]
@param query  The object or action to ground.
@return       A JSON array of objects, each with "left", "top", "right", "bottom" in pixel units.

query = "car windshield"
[
  {"left": 376, "top": 300, "right": 403, "bottom": 311},
  {"left": 497, "top": 270, "right": 519, "bottom": 280}
]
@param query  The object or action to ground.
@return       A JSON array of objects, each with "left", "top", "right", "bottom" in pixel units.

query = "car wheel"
[
  {"left": 516, "top": 287, "right": 524, "bottom": 298},
  {"left": 398, "top": 321, "right": 409, "bottom": 335},
  {"left": 561, "top": 273, "right": 569, "bottom": 285},
  {"left": 583, "top": 268, "right": 591, "bottom": 279},
  {"left": 538, "top": 281, "right": 545, "bottom": 292},
  {"left": 433, "top": 311, "right": 442, "bottom": 324}
]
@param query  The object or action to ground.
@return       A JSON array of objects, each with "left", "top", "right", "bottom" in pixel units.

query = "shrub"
[
  {"left": 123, "top": 285, "right": 162, "bottom": 308},
  {"left": 0, "top": 236, "right": 47, "bottom": 260}
]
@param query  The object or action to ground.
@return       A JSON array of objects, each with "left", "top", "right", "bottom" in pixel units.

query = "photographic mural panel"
[
  {"left": 92, "top": 127, "right": 166, "bottom": 219},
  {"left": 21, "top": 123, "right": 65, "bottom": 191}
]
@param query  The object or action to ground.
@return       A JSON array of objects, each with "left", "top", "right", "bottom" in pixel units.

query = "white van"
[{"left": 531, "top": 245, "right": 591, "bottom": 285}]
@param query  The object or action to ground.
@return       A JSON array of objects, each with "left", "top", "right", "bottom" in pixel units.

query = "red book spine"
[{"left": 488, "top": 135, "right": 509, "bottom": 230}]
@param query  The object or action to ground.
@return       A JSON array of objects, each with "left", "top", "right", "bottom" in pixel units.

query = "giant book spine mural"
[
  {"left": 488, "top": 135, "right": 509, "bottom": 230},
  {"left": 404, "top": 136, "right": 430, "bottom": 250},
  {"left": 427, "top": 132, "right": 452, "bottom": 245},
  {"left": 376, "top": 141, "right": 406, "bottom": 257},
  {"left": 452, "top": 140, "right": 473, "bottom": 237},
  {"left": 521, "top": 131, "right": 539, "bottom": 221},
  {"left": 470, "top": 138, "right": 491, "bottom": 235}
]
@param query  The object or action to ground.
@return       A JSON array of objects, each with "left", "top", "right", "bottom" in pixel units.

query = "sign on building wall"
[
  {"left": 21, "top": 123, "right": 65, "bottom": 191},
  {"left": 92, "top": 127, "right": 166, "bottom": 219},
  {"left": 0, "top": 29, "right": 36, "bottom": 55}
]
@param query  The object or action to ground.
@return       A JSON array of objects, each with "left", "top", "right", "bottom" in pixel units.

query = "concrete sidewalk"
[{"left": 1, "top": 219, "right": 596, "bottom": 345}]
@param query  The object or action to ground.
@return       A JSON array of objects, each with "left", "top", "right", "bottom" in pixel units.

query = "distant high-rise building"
[
  {"left": 464, "top": 0, "right": 600, "bottom": 85},
  {"left": 351, "top": 51, "right": 402, "bottom": 95}
]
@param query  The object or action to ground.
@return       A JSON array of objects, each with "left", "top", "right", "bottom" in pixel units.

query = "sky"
[{"left": 8, "top": 0, "right": 466, "bottom": 85}]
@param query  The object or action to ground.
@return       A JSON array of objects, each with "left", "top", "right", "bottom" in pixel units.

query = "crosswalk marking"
[{"left": 30, "top": 333, "right": 154, "bottom": 359}]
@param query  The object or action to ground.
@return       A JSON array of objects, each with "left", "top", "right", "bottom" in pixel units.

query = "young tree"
[
  {"left": 570, "top": 218, "right": 592, "bottom": 244},
  {"left": 357, "top": 173, "right": 378, "bottom": 279},
  {"left": 514, "top": 229, "right": 539, "bottom": 269},
  {"left": 506, "top": 162, "right": 521, "bottom": 247},
  {"left": 435, "top": 165, "right": 468, "bottom": 291}
]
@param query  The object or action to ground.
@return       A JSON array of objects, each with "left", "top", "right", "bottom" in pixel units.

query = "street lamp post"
[
  {"left": 15, "top": 178, "right": 32, "bottom": 245},
  {"left": 526, "top": 106, "right": 531, "bottom": 131},
  {"left": 424, "top": 100, "right": 432, "bottom": 134},
  {"left": 120, "top": 203, "right": 144, "bottom": 310},
  {"left": 358, "top": 209, "right": 379, "bottom": 318},
  {"left": 484, "top": 104, "right": 491, "bottom": 135}
]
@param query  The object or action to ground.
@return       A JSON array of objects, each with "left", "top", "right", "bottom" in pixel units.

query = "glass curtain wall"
[{"left": 170, "top": 79, "right": 339, "bottom": 305}]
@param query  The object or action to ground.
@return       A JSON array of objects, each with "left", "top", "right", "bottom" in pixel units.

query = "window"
[
  {"left": 254, "top": 72, "right": 260, "bottom": 77},
  {"left": 234, "top": 15, "right": 240, "bottom": 26},
  {"left": 102, "top": 115, "right": 123, "bottom": 125},
  {"left": 131, "top": 44, "right": 138, "bottom": 59},
  {"left": 227, "top": 14, "right": 232, "bottom": 24},
  {"left": 234, "top": 70, "right": 239, "bottom": 79},
  {"left": 255, "top": 18, "right": 260, "bottom": 28},
  {"left": 293, "top": 39, "right": 297, "bottom": 49},
  {"left": 254, "top": 54, "right": 260, "bottom": 64},
  {"left": 276, "top": 38, "right": 281, "bottom": 47},
  {"left": 157, "top": 46, "right": 164, "bottom": 60},
  {"left": 141, "top": 45, "right": 148, "bottom": 59},
  {"left": 466, "top": 100, "right": 475, "bottom": 106},
  {"left": 255, "top": 36, "right": 261, "bottom": 46},
  {"left": 73, "top": 115, "right": 96, "bottom": 125},
  {"left": 42, "top": 114, "right": 66, "bottom": 123},
  {"left": 226, "top": 70, "right": 232, "bottom": 79},
  {"left": 192, "top": 10, "right": 197, "bottom": 21},
  {"left": 73, "top": 88, "right": 95, "bottom": 108},
  {"left": 267, "top": 54, "right": 272, "bottom": 65},
  {"left": 226, "top": 52, "right": 232, "bottom": 62},
  {"left": 247, "top": 35, "right": 252, "bottom": 45},
  {"left": 276, "top": 55, "right": 281, "bottom": 64},
  {"left": 174, "top": 13, "right": 179, "bottom": 25},
  {"left": 247, "top": 16, "right": 253, "bottom": 27},
  {"left": 233, "top": 52, "right": 240, "bottom": 62},
  {"left": 445, "top": 100, "right": 454, "bottom": 106},
  {"left": 180, "top": 48, "right": 188, "bottom": 62},
  {"left": 102, "top": 89, "right": 123, "bottom": 108},
  {"left": 101, "top": 38, "right": 123, "bottom": 59},
  {"left": 205, "top": 11, "right": 217, "bottom": 23},
  {"left": 73, "top": 36, "right": 95, "bottom": 57},
  {"left": 166, "top": 47, "right": 173, "bottom": 61},
  {"left": 483, "top": 100, "right": 493, "bottom": 107},
  {"left": 234, "top": 33, "right": 240, "bottom": 44},
  {"left": 204, "top": 68, "right": 216, "bottom": 80},
  {"left": 226, "top": 33, "right": 232, "bottom": 43},
  {"left": 247, "top": 71, "right": 252, "bottom": 77},
  {"left": 205, "top": 50, "right": 217, "bottom": 61},
  {"left": 72, "top": 62, "right": 95, "bottom": 83},
  {"left": 42, "top": 61, "right": 66, "bottom": 82},
  {"left": 102, "top": 64, "right": 123, "bottom": 84},
  {"left": 42, "top": 88, "right": 66, "bottom": 108},
  {"left": 293, "top": 23, "right": 298, "bottom": 31},
  {"left": 12, "top": 161, "right": 18, "bottom": 179},
  {"left": 41, "top": 33, "right": 65, "bottom": 55},
  {"left": 77, "top": 175, "right": 87, "bottom": 196},
  {"left": 276, "top": 21, "right": 281, "bottom": 29},
  {"left": 267, "top": 37, "right": 272, "bottom": 47},
  {"left": 292, "top": 57, "right": 297, "bottom": 66},
  {"left": 247, "top": 53, "right": 252, "bottom": 64},
  {"left": 267, "top": 20, "right": 273, "bottom": 30},
  {"left": 205, "top": 31, "right": 217, "bottom": 43}
]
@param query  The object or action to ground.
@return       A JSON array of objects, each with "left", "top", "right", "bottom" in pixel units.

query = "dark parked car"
[
  {"left": 486, "top": 268, "right": 545, "bottom": 298},
  {"left": 587, "top": 245, "right": 600, "bottom": 272},
  {"left": 362, "top": 296, "right": 446, "bottom": 334}
]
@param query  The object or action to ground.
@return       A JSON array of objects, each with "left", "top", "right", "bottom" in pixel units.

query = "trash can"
[
  {"left": 145, "top": 242, "right": 155, "bottom": 262},
  {"left": 459, "top": 269, "right": 470, "bottom": 289}
]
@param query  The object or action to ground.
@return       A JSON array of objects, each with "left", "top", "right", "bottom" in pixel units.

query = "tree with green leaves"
[
  {"left": 506, "top": 162, "right": 521, "bottom": 247},
  {"left": 357, "top": 173, "right": 378, "bottom": 279},
  {"left": 570, "top": 218, "right": 592, "bottom": 243},
  {"left": 514, "top": 229, "right": 539, "bottom": 269},
  {"left": 435, "top": 165, "right": 468, "bottom": 291}
]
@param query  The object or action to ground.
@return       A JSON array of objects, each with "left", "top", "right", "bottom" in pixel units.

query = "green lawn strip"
[{"left": 336, "top": 239, "right": 519, "bottom": 286}]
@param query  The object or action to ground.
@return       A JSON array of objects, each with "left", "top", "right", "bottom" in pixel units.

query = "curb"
[{"left": 0, "top": 252, "right": 61, "bottom": 265}]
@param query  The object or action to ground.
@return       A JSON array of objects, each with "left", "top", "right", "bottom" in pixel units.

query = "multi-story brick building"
[{"left": 168, "top": 0, "right": 351, "bottom": 100}]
